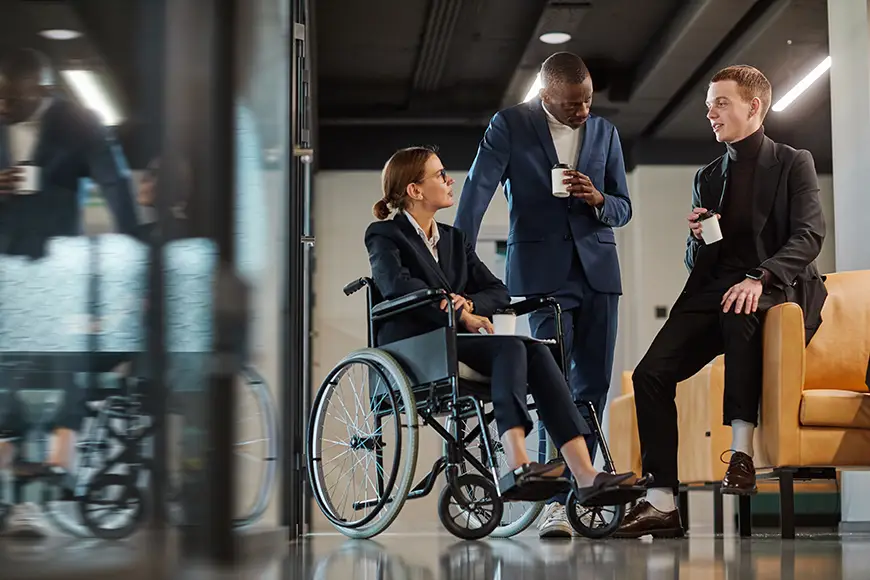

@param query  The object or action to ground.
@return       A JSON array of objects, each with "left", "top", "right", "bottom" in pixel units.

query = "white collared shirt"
[
  {"left": 543, "top": 102, "right": 604, "bottom": 217},
  {"left": 8, "top": 98, "right": 51, "bottom": 164},
  {"left": 404, "top": 212, "right": 440, "bottom": 262},
  {"left": 543, "top": 103, "right": 584, "bottom": 169}
]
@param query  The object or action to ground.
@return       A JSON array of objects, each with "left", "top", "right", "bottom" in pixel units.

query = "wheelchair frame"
[{"left": 308, "top": 276, "right": 625, "bottom": 539}]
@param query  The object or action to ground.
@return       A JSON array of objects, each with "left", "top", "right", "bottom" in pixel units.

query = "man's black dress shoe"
[
  {"left": 612, "top": 500, "right": 684, "bottom": 539},
  {"left": 721, "top": 451, "right": 757, "bottom": 495}
]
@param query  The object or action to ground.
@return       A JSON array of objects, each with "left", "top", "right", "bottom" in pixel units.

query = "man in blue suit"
[
  {"left": 0, "top": 47, "right": 138, "bottom": 258},
  {"left": 454, "top": 52, "right": 631, "bottom": 538}
]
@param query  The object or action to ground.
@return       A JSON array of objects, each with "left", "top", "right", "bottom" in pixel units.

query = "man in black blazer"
[
  {"left": 615, "top": 65, "right": 827, "bottom": 538},
  {"left": 0, "top": 47, "right": 138, "bottom": 257}
]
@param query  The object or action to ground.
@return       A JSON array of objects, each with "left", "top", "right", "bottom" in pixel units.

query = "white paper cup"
[
  {"left": 492, "top": 313, "right": 517, "bottom": 335},
  {"left": 14, "top": 165, "right": 41, "bottom": 195},
  {"left": 699, "top": 212, "right": 723, "bottom": 244},
  {"left": 551, "top": 167, "right": 570, "bottom": 198}
]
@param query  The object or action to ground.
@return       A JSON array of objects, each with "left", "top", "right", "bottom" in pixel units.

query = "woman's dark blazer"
[{"left": 364, "top": 213, "right": 510, "bottom": 345}]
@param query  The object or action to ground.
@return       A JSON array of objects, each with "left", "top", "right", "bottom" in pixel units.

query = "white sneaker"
[
  {"left": 537, "top": 502, "right": 575, "bottom": 538},
  {"left": 2, "top": 503, "right": 50, "bottom": 539}
]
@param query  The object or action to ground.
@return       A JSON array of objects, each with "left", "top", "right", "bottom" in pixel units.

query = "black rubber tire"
[
  {"left": 438, "top": 473, "right": 503, "bottom": 540},
  {"left": 78, "top": 473, "right": 148, "bottom": 540}
]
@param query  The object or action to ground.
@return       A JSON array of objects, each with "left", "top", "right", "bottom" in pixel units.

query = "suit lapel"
[
  {"left": 435, "top": 223, "right": 455, "bottom": 287},
  {"left": 0, "top": 125, "right": 11, "bottom": 169},
  {"left": 395, "top": 215, "right": 453, "bottom": 291},
  {"left": 701, "top": 153, "right": 728, "bottom": 212},
  {"left": 752, "top": 137, "right": 781, "bottom": 240},
  {"left": 575, "top": 119, "right": 592, "bottom": 173},
  {"left": 527, "top": 99, "right": 559, "bottom": 169}
]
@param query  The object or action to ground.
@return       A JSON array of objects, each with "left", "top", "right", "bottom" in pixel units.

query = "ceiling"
[
  {"left": 1, "top": 0, "right": 165, "bottom": 168},
  {"left": 316, "top": 0, "right": 833, "bottom": 172}
]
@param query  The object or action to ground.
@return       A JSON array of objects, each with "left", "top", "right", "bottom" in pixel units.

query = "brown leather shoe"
[
  {"left": 721, "top": 451, "right": 757, "bottom": 495},
  {"left": 612, "top": 500, "right": 684, "bottom": 539}
]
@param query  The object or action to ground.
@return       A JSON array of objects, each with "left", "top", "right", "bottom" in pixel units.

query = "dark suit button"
[{"left": 563, "top": 234, "right": 573, "bottom": 241}]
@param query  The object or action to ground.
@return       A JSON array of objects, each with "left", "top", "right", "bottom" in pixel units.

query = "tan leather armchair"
[{"left": 608, "top": 270, "right": 870, "bottom": 537}]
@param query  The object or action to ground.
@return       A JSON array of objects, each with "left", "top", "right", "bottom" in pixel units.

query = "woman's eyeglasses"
[{"left": 417, "top": 168, "right": 448, "bottom": 184}]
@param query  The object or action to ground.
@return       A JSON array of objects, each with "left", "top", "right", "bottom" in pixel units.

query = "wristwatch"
[{"left": 746, "top": 268, "right": 766, "bottom": 283}]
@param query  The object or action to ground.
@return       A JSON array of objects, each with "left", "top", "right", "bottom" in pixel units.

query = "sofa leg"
[
  {"left": 738, "top": 495, "right": 752, "bottom": 538},
  {"left": 779, "top": 470, "right": 796, "bottom": 540},
  {"left": 679, "top": 489, "right": 690, "bottom": 533},
  {"left": 713, "top": 484, "right": 724, "bottom": 536}
]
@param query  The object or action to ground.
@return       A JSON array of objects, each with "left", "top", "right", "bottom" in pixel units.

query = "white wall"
[{"left": 310, "top": 165, "right": 835, "bottom": 532}]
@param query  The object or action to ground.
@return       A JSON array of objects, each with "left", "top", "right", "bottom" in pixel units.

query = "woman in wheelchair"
[{"left": 365, "top": 146, "right": 634, "bottom": 499}]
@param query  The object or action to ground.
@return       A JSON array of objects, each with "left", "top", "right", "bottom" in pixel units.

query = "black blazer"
[
  {"left": 365, "top": 213, "right": 511, "bottom": 345},
  {"left": 679, "top": 135, "right": 827, "bottom": 343}
]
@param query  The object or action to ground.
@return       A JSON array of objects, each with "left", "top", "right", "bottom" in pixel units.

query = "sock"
[
  {"left": 645, "top": 487, "right": 676, "bottom": 512},
  {"left": 730, "top": 419, "right": 755, "bottom": 457}
]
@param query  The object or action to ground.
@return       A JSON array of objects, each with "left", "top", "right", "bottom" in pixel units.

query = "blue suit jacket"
[
  {"left": 454, "top": 98, "right": 631, "bottom": 296},
  {"left": 0, "top": 98, "right": 138, "bottom": 257}
]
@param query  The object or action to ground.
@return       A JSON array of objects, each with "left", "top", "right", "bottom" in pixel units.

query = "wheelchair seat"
[{"left": 457, "top": 362, "right": 489, "bottom": 384}]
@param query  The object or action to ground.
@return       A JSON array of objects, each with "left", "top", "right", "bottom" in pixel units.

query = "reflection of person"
[
  {"left": 616, "top": 66, "right": 827, "bottom": 539},
  {"left": 0, "top": 387, "right": 84, "bottom": 538},
  {"left": 366, "top": 147, "right": 633, "bottom": 499},
  {"left": 0, "top": 47, "right": 139, "bottom": 257},
  {"left": 454, "top": 52, "right": 631, "bottom": 537}
]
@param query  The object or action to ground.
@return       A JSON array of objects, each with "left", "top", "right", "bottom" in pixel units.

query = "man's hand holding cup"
[
  {"left": 564, "top": 170, "right": 604, "bottom": 208},
  {"left": 688, "top": 207, "right": 722, "bottom": 244},
  {"left": 0, "top": 168, "right": 23, "bottom": 196}
]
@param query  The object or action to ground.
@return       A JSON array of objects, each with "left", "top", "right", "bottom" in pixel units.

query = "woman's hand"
[
  {"left": 439, "top": 293, "right": 468, "bottom": 313},
  {"left": 460, "top": 311, "right": 495, "bottom": 335}
]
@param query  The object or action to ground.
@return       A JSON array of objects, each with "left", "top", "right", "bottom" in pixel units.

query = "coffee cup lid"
[
  {"left": 496, "top": 308, "right": 516, "bottom": 315},
  {"left": 698, "top": 210, "right": 717, "bottom": 221},
  {"left": 552, "top": 163, "right": 571, "bottom": 169}
]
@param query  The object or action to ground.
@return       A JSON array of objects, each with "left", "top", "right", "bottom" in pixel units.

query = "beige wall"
[{"left": 310, "top": 165, "right": 835, "bottom": 532}]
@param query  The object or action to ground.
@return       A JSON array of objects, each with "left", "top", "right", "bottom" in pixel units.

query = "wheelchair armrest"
[
  {"left": 497, "top": 296, "right": 557, "bottom": 317},
  {"left": 371, "top": 288, "right": 449, "bottom": 321}
]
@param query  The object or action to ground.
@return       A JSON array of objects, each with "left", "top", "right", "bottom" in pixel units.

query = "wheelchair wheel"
[
  {"left": 233, "top": 366, "right": 280, "bottom": 529},
  {"left": 444, "top": 403, "right": 556, "bottom": 538},
  {"left": 307, "top": 349, "right": 418, "bottom": 539},
  {"left": 565, "top": 489, "right": 625, "bottom": 539},
  {"left": 438, "top": 473, "right": 503, "bottom": 540},
  {"left": 77, "top": 473, "right": 148, "bottom": 540}
]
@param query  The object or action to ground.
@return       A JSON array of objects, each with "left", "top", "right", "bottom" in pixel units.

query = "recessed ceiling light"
[
  {"left": 539, "top": 32, "right": 571, "bottom": 45},
  {"left": 40, "top": 29, "right": 82, "bottom": 41}
]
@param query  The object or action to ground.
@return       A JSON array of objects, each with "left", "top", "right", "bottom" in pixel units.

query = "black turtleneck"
[{"left": 713, "top": 126, "right": 765, "bottom": 280}]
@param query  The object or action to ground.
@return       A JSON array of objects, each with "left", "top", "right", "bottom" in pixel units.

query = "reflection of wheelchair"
[{"left": 307, "top": 277, "right": 644, "bottom": 540}]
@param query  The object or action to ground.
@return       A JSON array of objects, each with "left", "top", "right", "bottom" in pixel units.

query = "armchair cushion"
[
  {"left": 804, "top": 271, "right": 870, "bottom": 393},
  {"left": 800, "top": 389, "right": 870, "bottom": 429}
]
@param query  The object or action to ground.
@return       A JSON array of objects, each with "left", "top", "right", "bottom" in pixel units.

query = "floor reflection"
[{"left": 296, "top": 532, "right": 868, "bottom": 580}]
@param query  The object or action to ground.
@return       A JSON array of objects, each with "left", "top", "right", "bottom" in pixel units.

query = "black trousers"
[
  {"left": 457, "top": 336, "right": 590, "bottom": 449},
  {"left": 633, "top": 277, "right": 784, "bottom": 490}
]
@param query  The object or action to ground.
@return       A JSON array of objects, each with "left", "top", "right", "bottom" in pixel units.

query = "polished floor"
[
  {"left": 2, "top": 529, "right": 869, "bottom": 579},
  {"left": 293, "top": 531, "right": 870, "bottom": 580}
]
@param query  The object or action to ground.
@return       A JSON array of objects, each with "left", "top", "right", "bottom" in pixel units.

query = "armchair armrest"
[
  {"left": 759, "top": 302, "right": 806, "bottom": 468},
  {"left": 371, "top": 288, "right": 449, "bottom": 322},
  {"left": 496, "top": 296, "right": 557, "bottom": 317}
]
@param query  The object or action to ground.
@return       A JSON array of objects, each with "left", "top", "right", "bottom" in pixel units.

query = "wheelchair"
[
  {"left": 307, "top": 277, "right": 645, "bottom": 540},
  {"left": 0, "top": 365, "right": 279, "bottom": 540}
]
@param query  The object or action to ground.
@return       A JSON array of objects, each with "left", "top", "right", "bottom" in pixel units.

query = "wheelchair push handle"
[{"left": 343, "top": 277, "right": 371, "bottom": 296}]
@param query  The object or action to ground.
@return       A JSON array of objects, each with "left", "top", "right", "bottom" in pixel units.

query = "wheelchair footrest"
[
  {"left": 578, "top": 485, "right": 646, "bottom": 507},
  {"left": 499, "top": 468, "right": 571, "bottom": 502}
]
